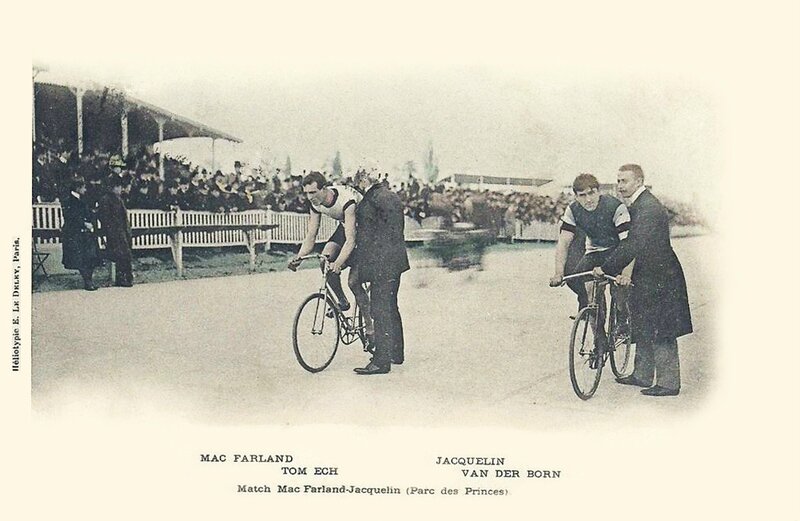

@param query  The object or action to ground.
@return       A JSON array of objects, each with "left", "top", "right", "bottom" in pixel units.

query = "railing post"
[
  {"left": 265, "top": 210, "right": 273, "bottom": 252},
  {"left": 246, "top": 229, "right": 257, "bottom": 271},
  {"left": 171, "top": 207, "right": 184, "bottom": 277}
]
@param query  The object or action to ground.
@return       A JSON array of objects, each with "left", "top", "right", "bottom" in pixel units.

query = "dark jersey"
[{"left": 560, "top": 194, "right": 631, "bottom": 253}]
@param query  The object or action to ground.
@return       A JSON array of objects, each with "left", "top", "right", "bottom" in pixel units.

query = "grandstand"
[
  {"left": 439, "top": 173, "right": 552, "bottom": 193},
  {"left": 32, "top": 66, "right": 241, "bottom": 178}
]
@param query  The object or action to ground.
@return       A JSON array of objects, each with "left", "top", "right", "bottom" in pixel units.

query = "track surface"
[{"left": 32, "top": 236, "right": 715, "bottom": 430}]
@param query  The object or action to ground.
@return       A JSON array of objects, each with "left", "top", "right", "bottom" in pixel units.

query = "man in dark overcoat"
[
  {"left": 98, "top": 177, "right": 134, "bottom": 287},
  {"left": 353, "top": 170, "right": 410, "bottom": 375},
  {"left": 597, "top": 164, "right": 693, "bottom": 396},
  {"left": 61, "top": 179, "right": 101, "bottom": 291}
]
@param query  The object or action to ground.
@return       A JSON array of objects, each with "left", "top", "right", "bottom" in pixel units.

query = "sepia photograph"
[{"left": 4, "top": 1, "right": 799, "bottom": 519}]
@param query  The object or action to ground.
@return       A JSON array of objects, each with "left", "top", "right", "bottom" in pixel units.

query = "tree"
[
  {"left": 404, "top": 160, "right": 417, "bottom": 179},
  {"left": 284, "top": 155, "right": 292, "bottom": 178},
  {"left": 423, "top": 141, "right": 440, "bottom": 183},
  {"left": 332, "top": 150, "right": 342, "bottom": 179}
]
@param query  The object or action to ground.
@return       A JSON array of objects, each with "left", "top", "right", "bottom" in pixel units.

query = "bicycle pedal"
[{"left": 326, "top": 309, "right": 336, "bottom": 318}]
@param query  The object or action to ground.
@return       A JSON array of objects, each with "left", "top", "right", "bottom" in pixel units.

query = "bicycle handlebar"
[
  {"left": 297, "top": 254, "right": 329, "bottom": 262},
  {"left": 288, "top": 253, "right": 330, "bottom": 272},
  {"left": 559, "top": 271, "right": 620, "bottom": 285}
]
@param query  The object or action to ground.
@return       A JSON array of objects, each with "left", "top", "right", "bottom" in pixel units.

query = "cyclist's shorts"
[
  {"left": 326, "top": 224, "right": 355, "bottom": 269},
  {"left": 327, "top": 223, "right": 346, "bottom": 247}
]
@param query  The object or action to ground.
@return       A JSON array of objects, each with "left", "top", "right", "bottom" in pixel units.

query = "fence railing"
[{"left": 32, "top": 203, "right": 560, "bottom": 249}]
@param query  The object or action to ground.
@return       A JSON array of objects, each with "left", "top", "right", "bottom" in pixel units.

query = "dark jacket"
[
  {"left": 97, "top": 190, "right": 132, "bottom": 263},
  {"left": 61, "top": 192, "right": 100, "bottom": 271},
  {"left": 355, "top": 183, "right": 410, "bottom": 282},
  {"left": 602, "top": 190, "right": 693, "bottom": 344}
]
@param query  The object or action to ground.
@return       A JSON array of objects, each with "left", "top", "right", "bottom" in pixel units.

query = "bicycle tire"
[
  {"left": 608, "top": 296, "right": 633, "bottom": 378},
  {"left": 292, "top": 293, "right": 340, "bottom": 373},
  {"left": 569, "top": 307, "right": 604, "bottom": 400}
]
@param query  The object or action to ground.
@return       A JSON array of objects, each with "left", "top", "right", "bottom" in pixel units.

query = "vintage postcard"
[{"left": 3, "top": 1, "right": 799, "bottom": 518}]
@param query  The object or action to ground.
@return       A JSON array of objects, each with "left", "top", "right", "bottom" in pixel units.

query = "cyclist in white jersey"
[{"left": 288, "top": 172, "right": 373, "bottom": 339}]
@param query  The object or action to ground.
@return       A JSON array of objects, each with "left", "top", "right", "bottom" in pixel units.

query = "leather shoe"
[
  {"left": 354, "top": 362, "right": 390, "bottom": 375},
  {"left": 641, "top": 385, "right": 680, "bottom": 397},
  {"left": 616, "top": 375, "right": 651, "bottom": 387}
]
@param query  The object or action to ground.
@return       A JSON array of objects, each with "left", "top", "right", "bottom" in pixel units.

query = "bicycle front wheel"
[
  {"left": 569, "top": 307, "right": 604, "bottom": 400},
  {"left": 293, "top": 293, "right": 340, "bottom": 373},
  {"left": 608, "top": 297, "right": 633, "bottom": 378}
]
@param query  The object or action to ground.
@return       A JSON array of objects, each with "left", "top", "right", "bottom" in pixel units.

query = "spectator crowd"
[{"left": 32, "top": 139, "right": 706, "bottom": 230}]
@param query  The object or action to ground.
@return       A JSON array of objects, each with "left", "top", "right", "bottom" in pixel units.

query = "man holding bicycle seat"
[
  {"left": 288, "top": 172, "right": 373, "bottom": 341},
  {"left": 549, "top": 173, "right": 632, "bottom": 348}
]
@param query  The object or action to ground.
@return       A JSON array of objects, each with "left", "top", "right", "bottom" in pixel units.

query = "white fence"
[{"left": 32, "top": 203, "right": 559, "bottom": 249}]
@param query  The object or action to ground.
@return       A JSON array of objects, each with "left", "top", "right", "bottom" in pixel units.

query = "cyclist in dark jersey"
[{"left": 550, "top": 174, "right": 632, "bottom": 346}]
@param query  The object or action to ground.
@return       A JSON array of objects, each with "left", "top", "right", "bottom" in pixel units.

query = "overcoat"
[
  {"left": 602, "top": 190, "right": 693, "bottom": 344},
  {"left": 61, "top": 192, "right": 100, "bottom": 271},
  {"left": 97, "top": 190, "right": 132, "bottom": 264},
  {"left": 355, "top": 183, "right": 410, "bottom": 282}
]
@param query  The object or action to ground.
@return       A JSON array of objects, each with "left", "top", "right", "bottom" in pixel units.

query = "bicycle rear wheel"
[
  {"left": 293, "top": 293, "right": 340, "bottom": 373},
  {"left": 569, "top": 307, "right": 604, "bottom": 400},
  {"left": 608, "top": 297, "right": 633, "bottom": 378}
]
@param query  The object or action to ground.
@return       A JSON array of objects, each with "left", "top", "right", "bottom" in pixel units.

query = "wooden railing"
[{"left": 32, "top": 203, "right": 560, "bottom": 249}]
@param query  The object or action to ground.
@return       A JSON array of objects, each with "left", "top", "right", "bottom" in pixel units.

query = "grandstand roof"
[
  {"left": 122, "top": 94, "right": 242, "bottom": 143},
  {"left": 34, "top": 78, "right": 242, "bottom": 144},
  {"left": 441, "top": 173, "right": 552, "bottom": 187}
]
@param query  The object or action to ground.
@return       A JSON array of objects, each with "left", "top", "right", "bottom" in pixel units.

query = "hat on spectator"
[{"left": 109, "top": 155, "right": 126, "bottom": 168}]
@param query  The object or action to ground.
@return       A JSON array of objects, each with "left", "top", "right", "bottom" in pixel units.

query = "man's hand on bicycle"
[
  {"left": 287, "top": 257, "right": 302, "bottom": 272},
  {"left": 330, "top": 259, "right": 345, "bottom": 274},
  {"left": 549, "top": 274, "right": 563, "bottom": 287},
  {"left": 614, "top": 273, "right": 632, "bottom": 287}
]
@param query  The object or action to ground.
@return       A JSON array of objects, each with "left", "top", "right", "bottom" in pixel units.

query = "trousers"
[
  {"left": 631, "top": 337, "right": 681, "bottom": 391},
  {"left": 369, "top": 277, "right": 404, "bottom": 366}
]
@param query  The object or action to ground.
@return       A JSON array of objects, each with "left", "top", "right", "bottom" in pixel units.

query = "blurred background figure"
[
  {"left": 60, "top": 179, "right": 101, "bottom": 291},
  {"left": 98, "top": 176, "right": 134, "bottom": 287}
]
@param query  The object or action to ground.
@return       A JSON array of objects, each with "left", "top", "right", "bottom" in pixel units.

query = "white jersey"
[{"left": 310, "top": 185, "right": 362, "bottom": 222}]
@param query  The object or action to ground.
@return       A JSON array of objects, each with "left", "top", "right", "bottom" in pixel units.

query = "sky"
[{"left": 37, "top": 61, "right": 719, "bottom": 208}]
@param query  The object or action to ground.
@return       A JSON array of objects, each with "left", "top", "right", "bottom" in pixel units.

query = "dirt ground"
[{"left": 31, "top": 236, "right": 715, "bottom": 431}]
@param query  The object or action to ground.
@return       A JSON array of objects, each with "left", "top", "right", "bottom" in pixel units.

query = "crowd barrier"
[
  {"left": 33, "top": 203, "right": 560, "bottom": 247},
  {"left": 31, "top": 203, "right": 560, "bottom": 276}
]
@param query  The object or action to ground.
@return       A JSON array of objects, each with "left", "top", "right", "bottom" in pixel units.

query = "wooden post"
[
  {"left": 156, "top": 117, "right": 166, "bottom": 180},
  {"left": 245, "top": 230, "right": 257, "bottom": 271},
  {"left": 121, "top": 107, "right": 129, "bottom": 158},
  {"left": 211, "top": 137, "right": 216, "bottom": 173},
  {"left": 74, "top": 86, "right": 85, "bottom": 157},
  {"left": 171, "top": 208, "right": 184, "bottom": 277},
  {"left": 265, "top": 210, "right": 273, "bottom": 252},
  {"left": 32, "top": 70, "right": 38, "bottom": 143}
]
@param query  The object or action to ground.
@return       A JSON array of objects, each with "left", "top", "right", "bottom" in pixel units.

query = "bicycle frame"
[
  {"left": 560, "top": 270, "right": 633, "bottom": 398},
  {"left": 562, "top": 270, "right": 616, "bottom": 340},
  {"left": 295, "top": 253, "right": 366, "bottom": 345}
]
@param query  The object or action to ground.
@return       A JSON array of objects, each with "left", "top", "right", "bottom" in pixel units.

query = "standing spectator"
[
  {"left": 352, "top": 169, "right": 410, "bottom": 375},
  {"left": 597, "top": 164, "right": 693, "bottom": 396},
  {"left": 61, "top": 179, "right": 101, "bottom": 291},
  {"left": 97, "top": 177, "right": 134, "bottom": 287}
]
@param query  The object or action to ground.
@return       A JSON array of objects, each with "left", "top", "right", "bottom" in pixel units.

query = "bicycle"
[
  {"left": 290, "top": 254, "right": 370, "bottom": 373},
  {"left": 559, "top": 270, "right": 633, "bottom": 400}
]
